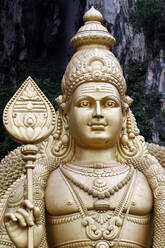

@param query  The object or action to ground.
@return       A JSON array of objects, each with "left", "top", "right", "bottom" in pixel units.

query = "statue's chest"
[{"left": 45, "top": 166, "right": 153, "bottom": 217}]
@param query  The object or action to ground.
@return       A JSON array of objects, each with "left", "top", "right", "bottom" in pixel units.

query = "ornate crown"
[{"left": 61, "top": 7, "right": 126, "bottom": 103}]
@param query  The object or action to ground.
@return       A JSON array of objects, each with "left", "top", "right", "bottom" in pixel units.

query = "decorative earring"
[
  {"left": 116, "top": 109, "right": 147, "bottom": 163},
  {"left": 121, "top": 122, "right": 129, "bottom": 146},
  {"left": 39, "top": 94, "right": 75, "bottom": 162},
  {"left": 53, "top": 110, "right": 70, "bottom": 155}
]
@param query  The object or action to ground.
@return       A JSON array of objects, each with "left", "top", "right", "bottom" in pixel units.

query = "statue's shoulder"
[
  {"left": 135, "top": 169, "right": 153, "bottom": 194},
  {"left": 130, "top": 167, "right": 153, "bottom": 215},
  {"left": 46, "top": 166, "right": 65, "bottom": 194},
  {"left": 33, "top": 156, "right": 61, "bottom": 192}
]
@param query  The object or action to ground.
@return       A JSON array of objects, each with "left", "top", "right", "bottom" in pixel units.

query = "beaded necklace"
[
  {"left": 60, "top": 165, "right": 134, "bottom": 200},
  {"left": 64, "top": 163, "right": 129, "bottom": 177}
]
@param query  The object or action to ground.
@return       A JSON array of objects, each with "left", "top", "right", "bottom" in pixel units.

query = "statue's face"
[{"left": 67, "top": 82, "right": 123, "bottom": 149}]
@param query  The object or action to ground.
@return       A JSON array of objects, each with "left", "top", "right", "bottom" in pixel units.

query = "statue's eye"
[
  {"left": 104, "top": 100, "right": 116, "bottom": 108},
  {"left": 79, "top": 100, "right": 90, "bottom": 107}
]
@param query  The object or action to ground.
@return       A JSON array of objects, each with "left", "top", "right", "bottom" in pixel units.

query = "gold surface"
[
  {"left": 3, "top": 76, "right": 55, "bottom": 248},
  {"left": 3, "top": 76, "right": 56, "bottom": 144},
  {"left": 1, "top": 6, "right": 165, "bottom": 248}
]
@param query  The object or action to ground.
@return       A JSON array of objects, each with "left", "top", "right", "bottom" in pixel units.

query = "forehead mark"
[
  {"left": 73, "top": 83, "right": 121, "bottom": 103},
  {"left": 81, "top": 85, "right": 116, "bottom": 89},
  {"left": 80, "top": 85, "right": 117, "bottom": 94}
]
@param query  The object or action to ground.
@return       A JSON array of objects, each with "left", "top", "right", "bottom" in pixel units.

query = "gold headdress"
[
  {"left": 61, "top": 7, "right": 126, "bottom": 103},
  {"left": 55, "top": 7, "right": 147, "bottom": 163}
]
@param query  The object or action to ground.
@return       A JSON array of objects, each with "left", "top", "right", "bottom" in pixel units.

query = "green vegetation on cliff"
[
  {"left": 126, "top": 63, "right": 162, "bottom": 141},
  {"left": 131, "top": 0, "right": 165, "bottom": 53}
]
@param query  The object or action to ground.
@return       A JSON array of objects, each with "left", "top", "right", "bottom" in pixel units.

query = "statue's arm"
[
  {"left": 147, "top": 142, "right": 165, "bottom": 169},
  {"left": 128, "top": 154, "right": 165, "bottom": 247},
  {"left": 153, "top": 193, "right": 165, "bottom": 247},
  {"left": 146, "top": 143, "right": 165, "bottom": 246}
]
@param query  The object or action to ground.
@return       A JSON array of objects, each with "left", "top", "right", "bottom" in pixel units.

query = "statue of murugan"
[{"left": 1, "top": 7, "right": 165, "bottom": 248}]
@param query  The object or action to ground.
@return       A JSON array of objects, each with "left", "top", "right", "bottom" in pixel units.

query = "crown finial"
[
  {"left": 83, "top": 6, "right": 103, "bottom": 22},
  {"left": 62, "top": 7, "right": 126, "bottom": 104},
  {"left": 71, "top": 7, "right": 116, "bottom": 51}
]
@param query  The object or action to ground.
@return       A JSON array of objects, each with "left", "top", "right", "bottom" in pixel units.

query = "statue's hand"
[
  {"left": 127, "top": 155, "right": 165, "bottom": 192},
  {"left": 5, "top": 200, "right": 43, "bottom": 248}
]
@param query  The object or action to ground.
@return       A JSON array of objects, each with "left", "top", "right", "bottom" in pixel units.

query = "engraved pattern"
[
  {"left": 89, "top": 211, "right": 113, "bottom": 224},
  {"left": 154, "top": 200, "right": 165, "bottom": 248},
  {"left": 62, "top": 49, "right": 126, "bottom": 103},
  {"left": 0, "top": 147, "right": 25, "bottom": 199},
  {"left": 82, "top": 215, "right": 122, "bottom": 241},
  {"left": 54, "top": 240, "right": 94, "bottom": 248},
  {"left": 95, "top": 241, "right": 109, "bottom": 248},
  {"left": 126, "top": 215, "right": 151, "bottom": 225},
  {"left": 147, "top": 142, "right": 165, "bottom": 169},
  {"left": 47, "top": 210, "right": 151, "bottom": 227},
  {"left": 54, "top": 240, "right": 145, "bottom": 248},
  {"left": 3, "top": 77, "right": 56, "bottom": 144},
  {"left": 47, "top": 213, "right": 81, "bottom": 225}
]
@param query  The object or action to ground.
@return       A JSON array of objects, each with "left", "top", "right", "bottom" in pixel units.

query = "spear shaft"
[{"left": 22, "top": 145, "right": 38, "bottom": 248}]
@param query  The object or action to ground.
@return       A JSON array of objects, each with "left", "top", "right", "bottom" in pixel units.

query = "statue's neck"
[{"left": 73, "top": 145, "right": 117, "bottom": 165}]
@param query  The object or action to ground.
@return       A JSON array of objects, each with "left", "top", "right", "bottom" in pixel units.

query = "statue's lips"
[
  {"left": 90, "top": 124, "right": 105, "bottom": 131},
  {"left": 88, "top": 121, "right": 107, "bottom": 131}
]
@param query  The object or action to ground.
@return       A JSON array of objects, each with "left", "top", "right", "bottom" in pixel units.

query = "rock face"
[
  {"left": 0, "top": 0, "right": 25, "bottom": 85},
  {"left": 0, "top": 0, "right": 164, "bottom": 143},
  {"left": 102, "top": 0, "right": 146, "bottom": 64},
  {"left": 0, "top": 0, "right": 86, "bottom": 83},
  {"left": 97, "top": 0, "right": 165, "bottom": 101}
]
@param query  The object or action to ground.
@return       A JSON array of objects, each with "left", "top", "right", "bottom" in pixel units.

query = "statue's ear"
[
  {"left": 120, "top": 111, "right": 127, "bottom": 141},
  {"left": 122, "top": 114, "right": 127, "bottom": 130},
  {"left": 121, "top": 103, "right": 128, "bottom": 125}
]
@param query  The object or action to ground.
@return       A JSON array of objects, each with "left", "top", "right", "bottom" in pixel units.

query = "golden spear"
[{"left": 3, "top": 76, "right": 56, "bottom": 248}]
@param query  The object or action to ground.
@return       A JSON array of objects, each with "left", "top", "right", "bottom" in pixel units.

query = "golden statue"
[{"left": 1, "top": 7, "right": 165, "bottom": 248}]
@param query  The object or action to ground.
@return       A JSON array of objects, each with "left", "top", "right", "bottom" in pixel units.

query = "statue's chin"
[
  {"left": 76, "top": 137, "right": 117, "bottom": 149},
  {"left": 73, "top": 130, "right": 119, "bottom": 149}
]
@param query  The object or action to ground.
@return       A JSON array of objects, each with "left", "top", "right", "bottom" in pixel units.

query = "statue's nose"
[{"left": 92, "top": 101, "right": 103, "bottom": 118}]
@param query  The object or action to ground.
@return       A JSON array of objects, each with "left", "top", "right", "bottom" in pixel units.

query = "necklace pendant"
[
  {"left": 93, "top": 178, "right": 107, "bottom": 189},
  {"left": 92, "top": 178, "right": 108, "bottom": 199}
]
